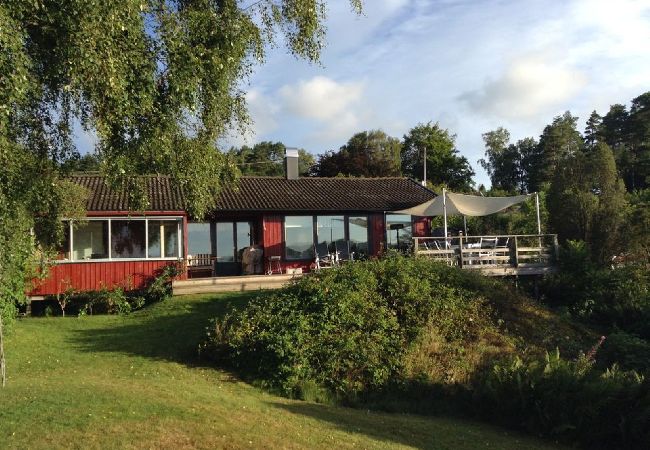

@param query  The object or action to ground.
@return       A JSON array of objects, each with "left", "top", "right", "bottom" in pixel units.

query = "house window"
[
  {"left": 148, "top": 220, "right": 180, "bottom": 258},
  {"left": 348, "top": 216, "right": 369, "bottom": 257},
  {"left": 65, "top": 217, "right": 183, "bottom": 261},
  {"left": 386, "top": 214, "right": 412, "bottom": 250},
  {"left": 111, "top": 220, "right": 146, "bottom": 258},
  {"left": 285, "top": 216, "right": 314, "bottom": 260},
  {"left": 316, "top": 215, "right": 345, "bottom": 252},
  {"left": 72, "top": 221, "right": 109, "bottom": 260}
]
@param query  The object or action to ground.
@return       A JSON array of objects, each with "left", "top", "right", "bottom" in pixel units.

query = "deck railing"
[{"left": 413, "top": 234, "right": 559, "bottom": 274}]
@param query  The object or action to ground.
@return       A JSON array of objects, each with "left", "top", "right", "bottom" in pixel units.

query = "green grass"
[{"left": 1, "top": 293, "right": 564, "bottom": 449}]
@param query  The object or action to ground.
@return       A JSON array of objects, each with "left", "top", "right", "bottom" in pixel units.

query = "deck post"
[
  {"left": 513, "top": 236, "right": 519, "bottom": 267},
  {"left": 414, "top": 237, "right": 419, "bottom": 256},
  {"left": 553, "top": 234, "right": 560, "bottom": 263},
  {"left": 442, "top": 188, "right": 448, "bottom": 249},
  {"left": 458, "top": 235, "right": 464, "bottom": 268},
  {"left": 535, "top": 192, "right": 541, "bottom": 234}
]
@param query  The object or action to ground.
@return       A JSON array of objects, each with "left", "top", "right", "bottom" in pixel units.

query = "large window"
[
  {"left": 111, "top": 220, "right": 146, "bottom": 258},
  {"left": 386, "top": 214, "right": 412, "bottom": 250},
  {"left": 348, "top": 216, "right": 369, "bottom": 257},
  {"left": 285, "top": 215, "right": 369, "bottom": 260},
  {"left": 72, "top": 221, "right": 109, "bottom": 260},
  {"left": 316, "top": 215, "right": 345, "bottom": 251},
  {"left": 285, "top": 216, "right": 314, "bottom": 260},
  {"left": 64, "top": 217, "right": 182, "bottom": 261},
  {"left": 148, "top": 220, "right": 180, "bottom": 258}
]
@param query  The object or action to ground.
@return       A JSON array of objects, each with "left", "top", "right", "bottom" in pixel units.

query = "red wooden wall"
[
  {"left": 369, "top": 213, "right": 385, "bottom": 256},
  {"left": 262, "top": 215, "right": 283, "bottom": 257},
  {"left": 28, "top": 260, "right": 184, "bottom": 297}
]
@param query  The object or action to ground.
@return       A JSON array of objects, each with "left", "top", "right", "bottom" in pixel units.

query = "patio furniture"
[
  {"left": 314, "top": 242, "right": 336, "bottom": 270},
  {"left": 187, "top": 253, "right": 215, "bottom": 278},
  {"left": 335, "top": 240, "right": 353, "bottom": 263},
  {"left": 479, "top": 237, "right": 498, "bottom": 264},
  {"left": 266, "top": 255, "right": 283, "bottom": 275}
]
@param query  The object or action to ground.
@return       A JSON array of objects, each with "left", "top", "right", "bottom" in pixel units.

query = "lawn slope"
[{"left": 0, "top": 293, "right": 563, "bottom": 449}]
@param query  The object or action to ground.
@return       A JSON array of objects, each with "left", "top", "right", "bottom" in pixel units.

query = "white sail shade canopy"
[
  {"left": 394, "top": 192, "right": 533, "bottom": 217},
  {"left": 393, "top": 189, "right": 541, "bottom": 239}
]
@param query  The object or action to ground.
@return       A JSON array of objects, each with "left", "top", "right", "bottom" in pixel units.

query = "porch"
[{"left": 173, "top": 273, "right": 303, "bottom": 295}]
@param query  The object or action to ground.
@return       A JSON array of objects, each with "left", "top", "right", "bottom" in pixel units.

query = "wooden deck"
[
  {"left": 413, "top": 234, "right": 559, "bottom": 276},
  {"left": 174, "top": 234, "right": 558, "bottom": 294},
  {"left": 172, "top": 273, "right": 304, "bottom": 295}
]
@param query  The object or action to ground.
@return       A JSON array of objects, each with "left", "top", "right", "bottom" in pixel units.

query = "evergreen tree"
[
  {"left": 547, "top": 143, "right": 626, "bottom": 264},
  {"left": 584, "top": 110, "right": 603, "bottom": 151},
  {"left": 534, "top": 111, "right": 584, "bottom": 191},
  {"left": 628, "top": 92, "right": 650, "bottom": 189}
]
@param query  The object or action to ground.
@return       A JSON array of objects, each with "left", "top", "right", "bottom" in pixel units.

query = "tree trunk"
[{"left": 0, "top": 313, "right": 6, "bottom": 387}]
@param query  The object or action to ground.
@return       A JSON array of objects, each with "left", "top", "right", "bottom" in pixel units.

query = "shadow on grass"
[
  {"left": 67, "top": 292, "right": 257, "bottom": 366},
  {"left": 266, "top": 400, "right": 532, "bottom": 450}
]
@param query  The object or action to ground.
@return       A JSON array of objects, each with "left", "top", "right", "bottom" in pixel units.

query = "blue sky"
[
  {"left": 77, "top": 0, "right": 650, "bottom": 186},
  {"left": 222, "top": 0, "right": 650, "bottom": 186}
]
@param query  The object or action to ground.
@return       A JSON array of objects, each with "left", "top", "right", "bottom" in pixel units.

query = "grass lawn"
[{"left": 1, "top": 293, "right": 563, "bottom": 449}]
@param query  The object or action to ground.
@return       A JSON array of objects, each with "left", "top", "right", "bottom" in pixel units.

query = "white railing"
[{"left": 412, "top": 234, "right": 559, "bottom": 271}]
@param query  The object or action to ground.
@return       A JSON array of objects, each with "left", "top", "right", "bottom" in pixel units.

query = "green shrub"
[
  {"left": 598, "top": 332, "right": 650, "bottom": 373},
  {"left": 203, "top": 262, "right": 403, "bottom": 397},
  {"left": 473, "top": 350, "right": 650, "bottom": 449},
  {"left": 201, "top": 255, "right": 567, "bottom": 397},
  {"left": 45, "top": 262, "right": 182, "bottom": 317},
  {"left": 542, "top": 243, "right": 650, "bottom": 338},
  {"left": 145, "top": 263, "right": 183, "bottom": 303}
]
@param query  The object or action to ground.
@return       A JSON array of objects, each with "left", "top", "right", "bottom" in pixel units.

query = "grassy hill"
[{"left": 0, "top": 292, "right": 564, "bottom": 449}]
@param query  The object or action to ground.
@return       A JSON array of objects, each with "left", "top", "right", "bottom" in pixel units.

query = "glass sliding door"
[
  {"left": 236, "top": 221, "right": 252, "bottom": 260},
  {"left": 188, "top": 222, "right": 212, "bottom": 256},
  {"left": 285, "top": 216, "right": 314, "bottom": 260},
  {"left": 215, "top": 221, "right": 253, "bottom": 276},
  {"left": 216, "top": 222, "right": 235, "bottom": 263},
  {"left": 316, "top": 215, "right": 345, "bottom": 252},
  {"left": 348, "top": 216, "right": 369, "bottom": 258},
  {"left": 386, "top": 214, "right": 412, "bottom": 251}
]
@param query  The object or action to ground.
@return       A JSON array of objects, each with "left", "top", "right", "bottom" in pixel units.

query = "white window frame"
[{"left": 60, "top": 216, "right": 184, "bottom": 263}]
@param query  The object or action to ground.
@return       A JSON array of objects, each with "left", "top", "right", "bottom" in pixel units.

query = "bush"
[
  {"left": 145, "top": 263, "right": 183, "bottom": 303},
  {"left": 201, "top": 255, "right": 582, "bottom": 397},
  {"left": 542, "top": 242, "right": 650, "bottom": 338},
  {"left": 598, "top": 332, "right": 650, "bottom": 373},
  {"left": 473, "top": 350, "right": 650, "bottom": 449},
  {"left": 202, "top": 261, "right": 403, "bottom": 398},
  {"left": 45, "top": 262, "right": 183, "bottom": 316}
]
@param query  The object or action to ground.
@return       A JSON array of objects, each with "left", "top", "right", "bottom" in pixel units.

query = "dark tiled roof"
[
  {"left": 213, "top": 177, "right": 435, "bottom": 213},
  {"left": 69, "top": 174, "right": 186, "bottom": 211},
  {"left": 70, "top": 174, "right": 435, "bottom": 213}
]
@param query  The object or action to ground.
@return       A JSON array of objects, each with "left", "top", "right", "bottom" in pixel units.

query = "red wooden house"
[{"left": 29, "top": 152, "right": 434, "bottom": 297}]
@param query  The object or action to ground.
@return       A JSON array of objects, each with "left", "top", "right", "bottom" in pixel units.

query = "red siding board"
[
  {"left": 263, "top": 215, "right": 283, "bottom": 258},
  {"left": 28, "top": 260, "right": 181, "bottom": 296},
  {"left": 369, "top": 213, "right": 385, "bottom": 256}
]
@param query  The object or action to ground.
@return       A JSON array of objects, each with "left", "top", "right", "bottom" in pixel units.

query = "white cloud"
[
  {"left": 459, "top": 53, "right": 587, "bottom": 119},
  {"left": 222, "top": 88, "right": 279, "bottom": 147},
  {"left": 279, "top": 76, "right": 365, "bottom": 121}
]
